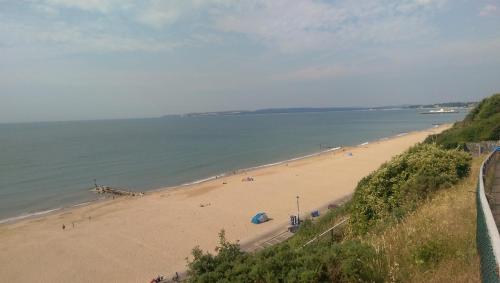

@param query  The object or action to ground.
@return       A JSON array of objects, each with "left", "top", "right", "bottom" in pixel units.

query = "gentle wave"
[
  {"left": 0, "top": 126, "right": 443, "bottom": 225},
  {"left": 0, "top": 207, "right": 62, "bottom": 224},
  {"left": 246, "top": 146, "right": 342, "bottom": 171},
  {"left": 72, "top": 201, "right": 92, "bottom": 207},
  {"left": 179, "top": 146, "right": 343, "bottom": 187},
  {"left": 0, "top": 131, "right": 402, "bottom": 224},
  {"left": 180, "top": 175, "right": 221, "bottom": 187}
]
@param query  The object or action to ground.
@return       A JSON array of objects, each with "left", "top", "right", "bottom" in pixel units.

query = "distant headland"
[{"left": 164, "top": 101, "right": 477, "bottom": 118}]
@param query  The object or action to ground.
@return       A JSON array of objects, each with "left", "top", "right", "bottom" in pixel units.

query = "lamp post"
[{"left": 296, "top": 195, "right": 300, "bottom": 224}]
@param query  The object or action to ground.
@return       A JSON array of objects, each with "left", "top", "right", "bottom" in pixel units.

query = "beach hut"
[{"left": 251, "top": 212, "right": 269, "bottom": 224}]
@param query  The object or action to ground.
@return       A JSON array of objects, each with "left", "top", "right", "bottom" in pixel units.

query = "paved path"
[{"left": 243, "top": 230, "right": 295, "bottom": 252}]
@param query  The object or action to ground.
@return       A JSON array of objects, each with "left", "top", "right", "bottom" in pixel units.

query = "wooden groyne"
[{"left": 90, "top": 185, "right": 144, "bottom": 197}]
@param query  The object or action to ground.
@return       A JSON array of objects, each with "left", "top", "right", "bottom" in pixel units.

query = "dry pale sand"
[{"left": 0, "top": 125, "right": 449, "bottom": 282}]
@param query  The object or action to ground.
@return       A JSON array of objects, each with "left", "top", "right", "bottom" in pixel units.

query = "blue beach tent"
[{"left": 251, "top": 212, "right": 269, "bottom": 224}]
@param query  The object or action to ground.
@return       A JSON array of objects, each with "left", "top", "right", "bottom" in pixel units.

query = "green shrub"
[
  {"left": 187, "top": 231, "right": 384, "bottom": 283},
  {"left": 425, "top": 93, "right": 500, "bottom": 148},
  {"left": 349, "top": 143, "right": 471, "bottom": 235},
  {"left": 336, "top": 240, "right": 385, "bottom": 283},
  {"left": 412, "top": 240, "right": 444, "bottom": 267},
  {"left": 187, "top": 230, "right": 247, "bottom": 282}
]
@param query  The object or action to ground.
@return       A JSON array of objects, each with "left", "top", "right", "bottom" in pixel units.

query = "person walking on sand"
[{"left": 62, "top": 224, "right": 65, "bottom": 230}]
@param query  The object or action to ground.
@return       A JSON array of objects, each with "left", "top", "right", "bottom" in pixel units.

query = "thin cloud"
[
  {"left": 213, "top": 0, "right": 444, "bottom": 53},
  {"left": 43, "top": 0, "right": 120, "bottom": 13},
  {"left": 273, "top": 65, "right": 358, "bottom": 81},
  {"left": 135, "top": 0, "right": 184, "bottom": 29},
  {"left": 479, "top": 4, "right": 497, "bottom": 16},
  {"left": 134, "top": 0, "right": 234, "bottom": 29},
  {"left": 11, "top": 0, "right": 448, "bottom": 54},
  {"left": 273, "top": 36, "right": 500, "bottom": 82},
  {"left": 0, "top": 21, "right": 179, "bottom": 53},
  {"left": 136, "top": 8, "right": 179, "bottom": 29}
]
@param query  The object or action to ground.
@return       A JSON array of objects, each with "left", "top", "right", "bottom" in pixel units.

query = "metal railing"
[
  {"left": 477, "top": 147, "right": 500, "bottom": 283},
  {"left": 301, "top": 217, "right": 349, "bottom": 248}
]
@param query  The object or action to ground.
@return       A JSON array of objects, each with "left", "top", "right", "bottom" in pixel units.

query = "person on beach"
[{"left": 62, "top": 224, "right": 65, "bottom": 230}]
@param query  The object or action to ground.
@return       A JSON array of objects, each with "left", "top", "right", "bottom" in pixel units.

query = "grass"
[{"left": 367, "top": 155, "right": 482, "bottom": 282}]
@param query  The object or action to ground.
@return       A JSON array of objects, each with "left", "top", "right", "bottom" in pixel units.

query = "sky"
[{"left": 1, "top": 0, "right": 500, "bottom": 123}]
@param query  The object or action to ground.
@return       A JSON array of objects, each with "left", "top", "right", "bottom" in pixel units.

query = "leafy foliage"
[
  {"left": 371, "top": 156, "right": 482, "bottom": 282},
  {"left": 412, "top": 240, "right": 444, "bottom": 267},
  {"left": 425, "top": 93, "right": 500, "bottom": 148},
  {"left": 187, "top": 234, "right": 384, "bottom": 283},
  {"left": 349, "top": 143, "right": 470, "bottom": 235},
  {"left": 187, "top": 230, "right": 247, "bottom": 281}
]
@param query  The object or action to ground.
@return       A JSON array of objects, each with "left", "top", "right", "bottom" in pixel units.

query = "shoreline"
[
  {"left": 0, "top": 126, "right": 438, "bottom": 226},
  {"left": 0, "top": 124, "right": 450, "bottom": 283},
  {"left": 0, "top": 126, "right": 429, "bottom": 226}
]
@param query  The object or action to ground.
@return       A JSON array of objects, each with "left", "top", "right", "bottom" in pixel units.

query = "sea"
[{"left": 0, "top": 109, "right": 466, "bottom": 222}]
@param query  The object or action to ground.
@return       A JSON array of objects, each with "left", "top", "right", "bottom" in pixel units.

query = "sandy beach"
[{"left": 0, "top": 125, "right": 449, "bottom": 282}]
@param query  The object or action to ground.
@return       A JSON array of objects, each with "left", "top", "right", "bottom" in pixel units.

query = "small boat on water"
[{"left": 421, "top": 108, "right": 458, "bottom": 114}]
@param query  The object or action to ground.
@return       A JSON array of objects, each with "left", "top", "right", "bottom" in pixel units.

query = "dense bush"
[
  {"left": 187, "top": 233, "right": 384, "bottom": 283},
  {"left": 187, "top": 230, "right": 247, "bottom": 282},
  {"left": 349, "top": 143, "right": 471, "bottom": 234},
  {"left": 425, "top": 93, "right": 500, "bottom": 148},
  {"left": 411, "top": 239, "right": 444, "bottom": 267}
]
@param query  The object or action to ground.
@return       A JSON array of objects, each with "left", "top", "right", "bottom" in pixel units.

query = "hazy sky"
[{"left": 1, "top": 0, "right": 500, "bottom": 122}]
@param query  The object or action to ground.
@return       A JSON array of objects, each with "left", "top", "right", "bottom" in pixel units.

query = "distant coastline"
[
  {"left": 169, "top": 102, "right": 475, "bottom": 118},
  {"left": 0, "top": 109, "right": 466, "bottom": 223}
]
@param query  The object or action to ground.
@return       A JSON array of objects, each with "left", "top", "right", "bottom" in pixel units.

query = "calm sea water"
[{"left": 0, "top": 110, "right": 466, "bottom": 221}]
